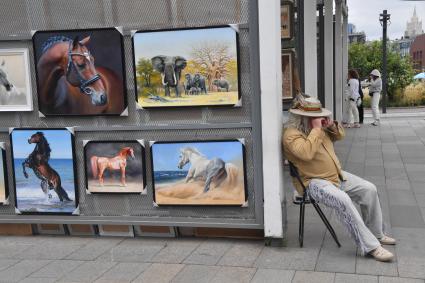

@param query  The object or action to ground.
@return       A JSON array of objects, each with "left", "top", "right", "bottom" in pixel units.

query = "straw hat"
[{"left": 289, "top": 94, "right": 332, "bottom": 117}]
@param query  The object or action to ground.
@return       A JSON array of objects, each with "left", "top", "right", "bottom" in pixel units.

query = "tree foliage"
[{"left": 348, "top": 40, "right": 414, "bottom": 99}]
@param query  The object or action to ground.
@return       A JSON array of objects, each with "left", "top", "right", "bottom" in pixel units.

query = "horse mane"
[
  {"left": 181, "top": 147, "right": 205, "bottom": 157},
  {"left": 35, "top": 132, "right": 51, "bottom": 159},
  {"left": 41, "top": 36, "right": 72, "bottom": 54}
]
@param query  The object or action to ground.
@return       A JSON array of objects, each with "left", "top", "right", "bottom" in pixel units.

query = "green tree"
[
  {"left": 349, "top": 40, "right": 414, "bottom": 99},
  {"left": 136, "top": 58, "right": 154, "bottom": 87}
]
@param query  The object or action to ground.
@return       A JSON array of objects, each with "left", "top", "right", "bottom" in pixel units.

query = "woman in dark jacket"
[{"left": 357, "top": 77, "right": 364, "bottom": 124}]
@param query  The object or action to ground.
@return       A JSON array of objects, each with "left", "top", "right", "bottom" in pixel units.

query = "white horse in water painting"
[
  {"left": 0, "top": 59, "right": 28, "bottom": 107},
  {"left": 177, "top": 147, "right": 231, "bottom": 193}
]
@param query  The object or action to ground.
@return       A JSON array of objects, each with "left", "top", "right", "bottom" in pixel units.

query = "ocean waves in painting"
[{"left": 14, "top": 158, "right": 76, "bottom": 213}]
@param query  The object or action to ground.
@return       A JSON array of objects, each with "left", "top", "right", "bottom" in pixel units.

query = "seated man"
[{"left": 283, "top": 94, "right": 395, "bottom": 262}]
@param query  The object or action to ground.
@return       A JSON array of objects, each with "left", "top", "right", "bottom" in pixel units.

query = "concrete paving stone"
[
  {"left": 151, "top": 239, "right": 202, "bottom": 264},
  {"left": 414, "top": 193, "right": 425, "bottom": 207},
  {"left": 386, "top": 180, "right": 411, "bottom": 191},
  {"left": 407, "top": 173, "right": 425, "bottom": 182},
  {"left": 335, "top": 273, "right": 378, "bottom": 283},
  {"left": 0, "top": 259, "right": 51, "bottom": 282},
  {"left": 94, "top": 262, "right": 150, "bottom": 282},
  {"left": 421, "top": 207, "right": 425, "bottom": 222},
  {"left": 254, "top": 247, "right": 319, "bottom": 270},
  {"left": 29, "top": 259, "right": 84, "bottom": 278},
  {"left": 13, "top": 243, "right": 84, "bottom": 260},
  {"left": 410, "top": 182, "right": 425, "bottom": 194},
  {"left": 0, "top": 243, "right": 34, "bottom": 259},
  {"left": 0, "top": 259, "right": 19, "bottom": 271},
  {"left": 365, "top": 159, "right": 384, "bottom": 166},
  {"left": 397, "top": 255, "right": 425, "bottom": 279},
  {"left": 183, "top": 239, "right": 233, "bottom": 265},
  {"left": 364, "top": 166, "right": 386, "bottom": 176},
  {"left": 285, "top": 223, "right": 326, "bottom": 248},
  {"left": 209, "top": 266, "right": 256, "bottom": 283},
  {"left": 390, "top": 205, "right": 425, "bottom": 228},
  {"left": 404, "top": 164, "right": 425, "bottom": 172},
  {"left": 379, "top": 276, "right": 425, "bottom": 283},
  {"left": 355, "top": 246, "right": 398, "bottom": 277},
  {"left": 384, "top": 162, "right": 406, "bottom": 169},
  {"left": 18, "top": 277, "right": 57, "bottom": 283},
  {"left": 388, "top": 190, "right": 418, "bottom": 206},
  {"left": 66, "top": 238, "right": 123, "bottom": 261},
  {"left": 393, "top": 228, "right": 425, "bottom": 257},
  {"left": 250, "top": 269, "right": 295, "bottom": 283},
  {"left": 384, "top": 169, "right": 408, "bottom": 180},
  {"left": 0, "top": 236, "right": 48, "bottom": 245},
  {"left": 217, "top": 241, "right": 263, "bottom": 267},
  {"left": 132, "top": 263, "right": 184, "bottom": 283},
  {"left": 292, "top": 271, "right": 335, "bottom": 283},
  {"left": 170, "top": 264, "right": 221, "bottom": 283},
  {"left": 56, "top": 261, "right": 116, "bottom": 282},
  {"left": 364, "top": 176, "right": 386, "bottom": 186},
  {"left": 96, "top": 238, "right": 166, "bottom": 263}
]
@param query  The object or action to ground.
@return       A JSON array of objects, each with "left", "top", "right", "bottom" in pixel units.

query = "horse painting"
[
  {"left": 35, "top": 33, "right": 125, "bottom": 115},
  {"left": 22, "top": 132, "right": 71, "bottom": 202},
  {"left": 90, "top": 147, "right": 135, "bottom": 187},
  {"left": 178, "top": 147, "right": 228, "bottom": 193}
]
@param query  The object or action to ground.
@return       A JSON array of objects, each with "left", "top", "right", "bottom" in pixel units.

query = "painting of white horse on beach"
[
  {"left": 151, "top": 140, "right": 246, "bottom": 205},
  {"left": 0, "top": 49, "right": 32, "bottom": 111}
]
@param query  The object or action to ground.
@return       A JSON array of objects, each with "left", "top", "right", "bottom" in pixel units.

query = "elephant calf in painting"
[
  {"left": 213, "top": 79, "right": 230, "bottom": 92},
  {"left": 152, "top": 55, "right": 187, "bottom": 97}
]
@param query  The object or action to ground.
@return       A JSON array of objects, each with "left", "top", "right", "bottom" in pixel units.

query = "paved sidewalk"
[{"left": 1, "top": 116, "right": 425, "bottom": 282}]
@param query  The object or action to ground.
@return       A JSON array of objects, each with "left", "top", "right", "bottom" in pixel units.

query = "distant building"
[
  {"left": 411, "top": 34, "right": 425, "bottom": 72},
  {"left": 393, "top": 37, "right": 413, "bottom": 57},
  {"left": 347, "top": 22, "right": 366, "bottom": 44},
  {"left": 405, "top": 7, "right": 423, "bottom": 38}
]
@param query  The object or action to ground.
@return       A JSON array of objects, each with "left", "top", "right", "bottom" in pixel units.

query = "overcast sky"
[{"left": 347, "top": 0, "right": 425, "bottom": 40}]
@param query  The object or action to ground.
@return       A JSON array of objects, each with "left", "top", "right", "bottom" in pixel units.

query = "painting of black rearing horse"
[{"left": 11, "top": 129, "right": 77, "bottom": 214}]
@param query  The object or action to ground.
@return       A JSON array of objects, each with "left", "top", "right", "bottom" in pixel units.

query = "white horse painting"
[
  {"left": 0, "top": 60, "right": 26, "bottom": 106},
  {"left": 178, "top": 147, "right": 228, "bottom": 193}
]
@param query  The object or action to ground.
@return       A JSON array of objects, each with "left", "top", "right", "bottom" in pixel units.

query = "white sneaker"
[
  {"left": 369, "top": 246, "right": 394, "bottom": 262},
  {"left": 379, "top": 235, "right": 396, "bottom": 245}
]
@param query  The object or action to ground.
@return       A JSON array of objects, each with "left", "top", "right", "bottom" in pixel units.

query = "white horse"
[
  {"left": 178, "top": 147, "right": 228, "bottom": 193},
  {"left": 0, "top": 60, "right": 24, "bottom": 105}
]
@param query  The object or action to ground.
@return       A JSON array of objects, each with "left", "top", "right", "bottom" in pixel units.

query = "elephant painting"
[
  {"left": 151, "top": 55, "right": 187, "bottom": 97},
  {"left": 193, "top": 74, "right": 207, "bottom": 94},
  {"left": 212, "top": 79, "right": 230, "bottom": 92}
]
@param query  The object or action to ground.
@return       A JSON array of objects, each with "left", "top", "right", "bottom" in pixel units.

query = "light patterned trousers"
[{"left": 307, "top": 171, "right": 383, "bottom": 254}]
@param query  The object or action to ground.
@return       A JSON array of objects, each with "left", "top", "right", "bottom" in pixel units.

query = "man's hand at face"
[
  {"left": 323, "top": 117, "right": 334, "bottom": 127},
  {"left": 311, "top": 117, "right": 325, "bottom": 129}
]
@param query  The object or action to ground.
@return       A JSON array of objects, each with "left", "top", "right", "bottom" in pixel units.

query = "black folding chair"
[{"left": 288, "top": 161, "right": 341, "bottom": 248}]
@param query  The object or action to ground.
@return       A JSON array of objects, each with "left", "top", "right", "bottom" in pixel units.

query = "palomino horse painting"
[
  {"left": 10, "top": 129, "right": 77, "bottom": 214},
  {"left": 32, "top": 28, "right": 127, "bottom": 116},
  {"left": 151, "top": 140, "right": 246, "bottom": 205},
  {"left": 84, "top": 141, "right": 145, "bottom": 194}
]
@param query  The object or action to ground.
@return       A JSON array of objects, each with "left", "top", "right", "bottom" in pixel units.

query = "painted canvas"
[
  {"left": 133, "top": 26, "right": 240, "bottom": 108},
  {"left": 0, "top": 143, "right": 8, "bottom": 204},
  {"left": 32, "top": 28, "right": 127, "bottom": 116},
  {"left": 10, "top": 128, "right": 78, "bottom": 214},
  {"left": 151, "top": 140, "right": 246, "bottom": 205},
  {"left": 84, "top": 141, "right": 145, "bottom": 194},
  {"left": 282, "top": 50, "right": 294, "bottom": 100},
  {"left": 0, "top": 48, "right": 33, "bottom": 111}
]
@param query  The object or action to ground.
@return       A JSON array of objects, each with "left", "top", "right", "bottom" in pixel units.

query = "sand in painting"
[
  {"left": 88, "top": 179, "right": 145, "bottom": 193},
  {"left": 139, "top": 91, "right": 239, "bottom": 107},
  {"left": 155, "top": 164, "right": 245, "bottom": 205}
]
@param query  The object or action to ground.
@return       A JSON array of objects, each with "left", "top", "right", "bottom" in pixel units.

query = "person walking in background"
[
  {"left": 369, "top": 69, "right": 382, "bottom": 126},
  {"left": 343, "top": 70, "right": 361, "bottom": 128},
  {"left": 357, "top": 73, "right": 364, "bottom": 124}
]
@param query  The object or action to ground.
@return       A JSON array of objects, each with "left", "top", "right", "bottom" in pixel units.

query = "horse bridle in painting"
[{"left": 66, "top": 41, "right": 101, "bottom": 95}]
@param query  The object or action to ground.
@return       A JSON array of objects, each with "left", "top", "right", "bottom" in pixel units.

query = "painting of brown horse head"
[{"left": 35, "top": 29, "right": 126, "bottom": 115}]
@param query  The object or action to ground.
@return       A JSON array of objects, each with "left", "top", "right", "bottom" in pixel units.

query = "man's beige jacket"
[{"left": 283, "top": 123, "right": 346, "bottom": 195}]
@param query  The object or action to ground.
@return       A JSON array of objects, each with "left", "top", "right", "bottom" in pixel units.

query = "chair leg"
[
  {"left": 311, "top": 201, "right": 342, "bottom": 248},
  {"left": 299, "top": 202, "right": 305, "bottom": 247}
]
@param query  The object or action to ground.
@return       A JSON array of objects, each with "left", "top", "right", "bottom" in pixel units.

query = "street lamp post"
[{"left": 380, "top": 10, "right": 390, "bottom": 114}]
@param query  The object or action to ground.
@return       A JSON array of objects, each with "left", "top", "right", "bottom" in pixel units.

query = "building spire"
[{"left": 413, "top": 6, "right": 416, "bottom": 17}]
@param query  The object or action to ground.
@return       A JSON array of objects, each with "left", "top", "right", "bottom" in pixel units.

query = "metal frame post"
[{"left": 380, "top": 10, "right": 390, "bottom": 114}]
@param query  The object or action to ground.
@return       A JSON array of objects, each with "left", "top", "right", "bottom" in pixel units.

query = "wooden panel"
[
  {"left": 39, "top": 224, "right": 62, "bottom": 231},
  {"left": 139, "top": 226, "right": 170, "bottom": 234},
  {"left": 0, "top": 224, "right": 33, "bottom": 235},
  {"left": 69, "top": 224, "right": 94, "bottom": 233},
  {"left": 101, "top": 225, "right": 131, "bottom": 233},
  {"left": 194, "top": 228, "right": 264, "bottom": 239}
]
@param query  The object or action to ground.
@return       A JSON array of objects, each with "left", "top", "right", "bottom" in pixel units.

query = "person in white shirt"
[
  {"left": 369, "top": 69, "right": 382, "bottom": 126},
  {"left": 343, "top": 69, "right": 361, "bottom": 128}
]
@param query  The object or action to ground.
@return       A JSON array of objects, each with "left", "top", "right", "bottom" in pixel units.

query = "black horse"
[{"left": 22, "top": 132, "right": 71, "bottom": 201}]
